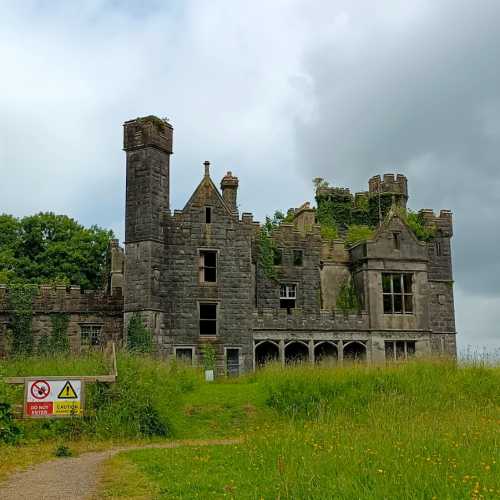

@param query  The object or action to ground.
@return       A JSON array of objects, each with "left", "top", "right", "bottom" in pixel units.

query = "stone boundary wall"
[{"left": 0, "top": 285, "right": 123, "bottom": 356}]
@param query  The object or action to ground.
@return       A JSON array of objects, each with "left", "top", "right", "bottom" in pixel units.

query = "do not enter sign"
[
  {"left": 25, "top": 379, "right": 84, "bottom": 418},
  {"left": 30, "top": 380, "right": 51, "bottom": 400}
]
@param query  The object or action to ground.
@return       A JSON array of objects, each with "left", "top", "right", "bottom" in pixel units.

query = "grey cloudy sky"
[{"left": 0, "top": 0, "right": 499, "bottom": 352}]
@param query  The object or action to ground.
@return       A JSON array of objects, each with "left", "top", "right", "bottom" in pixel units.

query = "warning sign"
[
  {"left": 25, "top": 379, "right": 83, "bottom": 418},
  {"left": 57, "top": 381, "right": 78, "bottom": 399}
]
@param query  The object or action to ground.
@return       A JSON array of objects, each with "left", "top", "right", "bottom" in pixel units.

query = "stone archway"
[
  {"left": 314, "top": 342, "right": 338, "bottom": 365},
  {"left": 285, "top": 341, "right": 309, "bottom": 364},
  {"left": 255, "top": 341, "right": 279, "bottom": 367},
  {"left": 343, "top": 341, "right": 366, "bottom": 362}
]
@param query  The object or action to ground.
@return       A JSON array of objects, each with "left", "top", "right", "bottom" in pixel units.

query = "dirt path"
[{"left": 0, "top": 438, "right": 242, "bottom": 500}]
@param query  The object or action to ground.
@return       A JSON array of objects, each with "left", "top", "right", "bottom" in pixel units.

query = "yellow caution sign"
[
  {"left": 54, "top": 402, "right": 81, "bottom": 416},
  {"left": 57, "top": 381, "right": 78, "bottom": 399}
]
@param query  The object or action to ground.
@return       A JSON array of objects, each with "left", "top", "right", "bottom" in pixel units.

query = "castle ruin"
[{"left": 0, "top": 116, "right": 457, "bottom": 372}]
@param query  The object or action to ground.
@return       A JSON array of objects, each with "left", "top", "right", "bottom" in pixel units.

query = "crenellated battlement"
[
  {"left": 252, "top": 308, "right": 369, "bottom": 331},
  {"left": 123, "top": 116, "right": 173, "bottom": 154},
  {"left": 368, "top": 173, "right": 408, "bottom": 198},
  {"left": 0, "top": 285, "right": 123, "bottom": 314},
  {"left": 419, "top": 209, "right": 453, "bottom": 237}
]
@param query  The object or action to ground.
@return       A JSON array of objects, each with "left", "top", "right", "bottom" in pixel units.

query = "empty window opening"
[
  {"left": 393, "top": 232, "right": 401, "bottom": 250},
  {"left": 385, "top": 340, "right": 416, "bottom": 361},
  {"left": 382, "top": 273, "right": 413, "bottom": 314},
  {"left": 435, "top": 241, "right": 442, "bottom": 256},
  {"left": 205, "top": 206, "right": 212, "bottom": 224},
  {"left": 293, "top": 250, "right": 304, "bottom": 266},
  {"left": 226, "top": 348, "right": 240, "bottom": 377},
  {"left": 255, "top": 341, "right": 279, "bottom": 367},
  {"left": 280, "top": 283, "right": 297, "bottom": 313},
  {"left": 200, "top": 250, "right": 217, "bottom": 283},
  {"left": 176, "top": 348, "right": 193, "bottom": 365},
  {"left": 314, "top": 342, "right": 338, "bottom": 365},
  {"left": 199, "top": 303, "right": 217, "bottom": 336},
  {"left": 273, "top": 248, "right": 283, "bottom": 266},
  {"left": 285, "top": 342, "right": 309, "bottom": 364},
  {"left": 80, "top": 325, "right": 102, "bottom": 347},
  {"left": 343, "top": 341, "right": 366, "bottom": 363}
]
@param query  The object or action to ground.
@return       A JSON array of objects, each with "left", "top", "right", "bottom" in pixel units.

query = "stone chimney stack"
[{"left": 221, "top": 171, "right": 239, "bottom": 213}]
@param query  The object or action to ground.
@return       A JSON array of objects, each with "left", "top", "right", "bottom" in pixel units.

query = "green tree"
[{"left": 0, "top": 212, "right": 113, "bottom": 289}]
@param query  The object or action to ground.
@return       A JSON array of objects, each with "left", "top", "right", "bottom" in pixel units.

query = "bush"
[
  {"left": 85, "top": 354, "right": 199, "bottom": 439},
  {"left": 0, "top": 402, "right": 22, "bottom": 444},
  {"left": 54, "top": 444, "right": 72, "bottom": 457},
  {"left": 0, "top": 352, "right": 200, "bottom": 442}
]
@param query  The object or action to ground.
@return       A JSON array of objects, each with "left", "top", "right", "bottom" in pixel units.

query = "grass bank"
[
  {"left": 100, "top": 362, "right": 500, "bottom": 499},
  {"left": 2, "top": 357, "right": 500, "bottom": 498}
]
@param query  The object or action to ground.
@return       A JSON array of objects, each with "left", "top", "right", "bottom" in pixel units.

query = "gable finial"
[{"left": 203, "top": 160, "right": 210, "bottom": 177}]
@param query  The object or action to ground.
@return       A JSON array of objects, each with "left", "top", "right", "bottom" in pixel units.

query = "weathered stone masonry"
[
  {"left": 0, "top": 285, "right": 123, "bottom": 354},
  {"left": 122, "top": 116, "right": 457, "bottom": 373},
  {"left": 0, "top": 115, "right": 457, "bottom": 372}
]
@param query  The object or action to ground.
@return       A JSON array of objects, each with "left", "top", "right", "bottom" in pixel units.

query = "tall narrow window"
[
  {"left": 382, "top": 273, "right": 413, "bottom": 314},
  {"left": 293, "top": 250, "right": 303, "bottom": 266},
  {"left": 199, "top": 303, "right": 217, "bottom": 336},
  {"left": 280, "top": 283, "right": 297, "bottom": 313},
  {"left": 205, "top": 206, "right": 212, "bottom": 224},
  {"left": 273, "top": 248, "right": 283, "bottom": 266},
  {"left": 435, "top": 241, "right": 442, "bottom": 256},
  {"left": 199, "top": 250, "right": 217, "bottom": 283},
  {"left": 393, "top": 232, "right": 401, "bottom": 250},
  {"left": 226, "top": 348, "right": 240, "bottom": 376}
]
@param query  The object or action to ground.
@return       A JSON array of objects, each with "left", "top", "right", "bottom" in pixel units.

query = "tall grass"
[
  {"left": 101, "top": 361, "right": 500, "bottom": 499},
  {"left": 0, "top": 353, "right": 201, "bottom": 442},
  {"left": 259, "top": 361, "right": 500, "bottom": 418}
]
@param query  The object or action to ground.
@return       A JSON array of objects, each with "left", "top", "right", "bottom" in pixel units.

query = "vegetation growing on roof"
[
  {"left": 257, "top": 211, "right": 293, "bottom": 280},
  {"left": 345, "top": 225, "right": 375, "bottom": 248},
  {"left": 139, "top": 115, "right": 167, "bottom": 132},
  {"left": 313, "top": 178, "right": 437, "bottom": 245}
]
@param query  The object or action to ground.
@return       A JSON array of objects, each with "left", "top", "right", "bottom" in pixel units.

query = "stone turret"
[{"left": 368, "top": 173, "right": 408, "bottom": 209}]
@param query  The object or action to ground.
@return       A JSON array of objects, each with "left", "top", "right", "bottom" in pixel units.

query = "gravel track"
[{"left": 0, "top": 438, "right": 242, "bottom": 500}]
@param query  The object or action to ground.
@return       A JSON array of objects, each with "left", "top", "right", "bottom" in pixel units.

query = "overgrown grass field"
[{"left": 1, "top": 356, "right": 500, "bottom": 498}]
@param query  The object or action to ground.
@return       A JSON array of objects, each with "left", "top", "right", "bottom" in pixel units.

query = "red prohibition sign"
[{"left": 30, "top": 380, "right": 51, "bottom": 400}]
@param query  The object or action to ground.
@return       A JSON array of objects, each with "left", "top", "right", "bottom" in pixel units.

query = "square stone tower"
[{"left": 123, "top": 116, "right": 173, "bottom": 336}]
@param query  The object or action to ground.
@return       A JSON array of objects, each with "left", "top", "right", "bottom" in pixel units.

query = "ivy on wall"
[
  {"left": 37, "top": 313, "right": 70, "bottom": 355},
  {"left": 257, "top": 211, "right": 292, "bottom": 281},
  {"left": 8, "top": 284, "right": 38, "bottom": 355},
  {"left": 336, "top": 277, "right": 361, "bottom": 313},
  {"left": 127, "top": 313, "right": 153, "bottom": 353}
]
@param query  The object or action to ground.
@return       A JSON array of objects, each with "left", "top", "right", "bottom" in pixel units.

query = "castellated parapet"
[
  {"left": 0, "top": 285, "right": 123, "bottom": 356},
  {"left": 123, "top": 116, "right": 173, "bottom": 153}
]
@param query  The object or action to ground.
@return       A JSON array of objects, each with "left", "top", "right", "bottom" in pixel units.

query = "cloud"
[{"left": 0, "top": 1, "right": 498, "bottom": 349}]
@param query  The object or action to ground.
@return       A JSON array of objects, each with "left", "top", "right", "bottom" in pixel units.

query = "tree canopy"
[{"left": 0, "top": 212, "right": 114, "bottom": 289}]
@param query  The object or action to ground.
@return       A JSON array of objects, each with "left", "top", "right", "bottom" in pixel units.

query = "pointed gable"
[
  {"left": 366, "top": 207, "right": 427, "bottom": 260},
  {"left": 183, "top": 164, "right": 233, "bottom": 216}
]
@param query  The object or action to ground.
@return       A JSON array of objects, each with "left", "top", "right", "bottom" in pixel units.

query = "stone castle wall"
[{"left": 0, "top": 285, "right": 123, "bottom": 356}]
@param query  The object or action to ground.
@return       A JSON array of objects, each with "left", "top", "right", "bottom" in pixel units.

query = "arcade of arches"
[{"left": 254, "top": 340, "right": 367, "bottom": 367}]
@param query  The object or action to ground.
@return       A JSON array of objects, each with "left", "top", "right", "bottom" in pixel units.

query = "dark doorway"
[
  {"left": 226, "top": 348, "right": 240, "bottom": 377},
  {"left": 343, "top": 341, "right": 366, "bottom": 362},
  {"left": 285, "top": 342, "right": 309, "bottom": 364},
  {"left": 255, "top": 341, "right": 279, "bottom": 367},
  {"left": 314, "top": 342, "right": 338, "bottom": 364}
]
